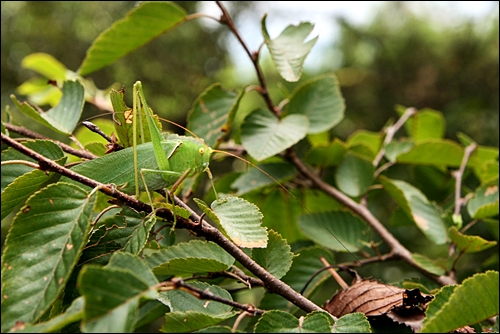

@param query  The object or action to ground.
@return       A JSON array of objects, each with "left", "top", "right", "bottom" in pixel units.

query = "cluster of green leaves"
[{"left": 1, "top": 2, "right": 498, "bottom": 333}]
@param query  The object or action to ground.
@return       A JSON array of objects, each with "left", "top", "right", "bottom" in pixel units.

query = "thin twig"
[
  {"left": 216, "top": 1, "right": 279, "bottom": 116},
  {"left": 4, "top": 123, "right": 98, "bottom": 160},
  {"left": 285, "top": 148, "right": 456, "bottom": 286},
  {"left": 453, "top": 143, "right": 478, "bottom": 216},
  {"left": 160, "top": 278, "right": 264, "bottom": 316},
  {"left": 373, "top": 107, "right": 417, "bottom": 168}
]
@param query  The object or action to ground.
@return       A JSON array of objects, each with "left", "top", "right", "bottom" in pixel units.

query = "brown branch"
[
  {"left": 1, "top": 132, "right": 323, "bottom": 314},
  {"left": 4, "top": 123, "right": 98, "bottom": 160},
  {"left": 216, "top": 1, "right": 279, "bottom": 116},
  {"left": 285, "top": 148, "right": 456, "bottom": 286},
  {"left": 162, "top": 278, "right": 265, "bottom": 316},
  {"left": 173, "top": 197, "right": 323, "bottom": 313}
]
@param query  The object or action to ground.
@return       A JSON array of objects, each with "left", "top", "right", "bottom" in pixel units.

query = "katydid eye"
[{"left": 199, "top": 147, "right": 205, "bottom": 155}]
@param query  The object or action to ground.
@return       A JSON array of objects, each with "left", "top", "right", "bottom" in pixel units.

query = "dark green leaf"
[
  {"left": 241, "top": 109, "right": 309, "bottom": 161},
  {"left": 231, "top": 162, "right": 297, "bottom": 195},
  {"left": 287, "top": 74, "right": 345, "bottom": 134},
  {"left": 1, "top": 183, "right": 97, "bottom": 332},
  {"left": 380, "top": 176, "right": 448, "bottom": 244},
  {"left": 254, "top": 310, "right": 332, "bottom": 333},
  {"left": 161, "top": 311, "right": 234, "bottom": 333},
  {"left": 332, "top": 313, "right": 371, "bottom": 333},
  {"left": 11, "top": 80, "right": 85, "bottom": 135},
  {"left": 79, "top": 2, "right": 186, "bottom": 76},
  {"left": 335, "top": 152, "right": 375, "bottom": 197},
  {"left": 145, "top": 240, "right": 234, "bottom": 276},
  {"left": 252, "top": 230, "right": 293, "bottom": 279},
  {"left": 298, "top": 211, "right": 370, "bottom": 252},
  {"left": 187, "top": 84, "right": 242, "bottom": 148}
]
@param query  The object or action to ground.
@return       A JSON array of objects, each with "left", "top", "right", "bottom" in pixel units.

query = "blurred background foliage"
[{"left": 1, "top": 1, "right": 498, "bottom": 146}]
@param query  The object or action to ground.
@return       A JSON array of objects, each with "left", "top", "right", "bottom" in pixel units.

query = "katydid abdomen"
[{"left": 63, "top": 136, "right": 211, "bottom": 194}]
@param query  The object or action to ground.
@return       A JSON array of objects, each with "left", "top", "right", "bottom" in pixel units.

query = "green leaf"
[
  {"left": 346, "top": 130, "right": 382, "bottom": 155},
  {"left": 252, "top": 230, "right": 293, "bottom": 279},
  {"left": 21, "top": 52, "right": 68, "bottom": 80},
  {"left": 254, "top": 310, "right": 333, "bottom": 333},
  {"left": 10, "top": 297, "right": 84, "bottom": 333},
  {"left": 1, "top": 183, "right": 97, "bottom": 332},
  {"left": 16, "top": 77, "right": 62, "bottom": 107},
  {"left": 411, "top": 253, "right": 446, "bottom": 276},
  {"left": 380, "top": 176, "right": 448, "bottom": 244},
  {"left": 1, "top": 139, "right": 64, "bottom": 193},
  {"left": 79, "top": 2, "right": 186, "bottom": 76},
  {"left": 187, "top": 84, "right": 243, "bottom": 148},
  {"left": 11, "top": 80, "right": 85, "bottom": 135},
  {"left": 332, "top": 313, "right": 371, "bottom": 333},
  {"left": 298, "top": 211, "right": 370, "bottom": 252},
  {"left": 231, "top": 161, "right": 297, "bottom": 195},
  {"left": 161, "top": 310, "right": 234, "bottom": 333},
  {"left": 335, "top": 152, "right": 375, "bottom": 197},
  {"left": 211, "top": 197, "right": 267, "bottom": 248},
  {"left": 158, "top": 282, "right": 232, "bottom": 314},
  {"left": 1, "top": 140, "right": 66, "bottom": 220},
  {"left": 304, "top": 138, "right": 347, "bottom": 167},
  {"left": 449, "top": 226, "right": 497, "bottom": 253},
  {"left": 467, "top": 179, "right": 499, "bottom": 219},
  {"left": 119, "top": 207, "right": 157, "bottom": 255},
  {"left": 259, "top": 246, "right": 334, "bottom": 312},
  {"left": 402, "top": 108, "right": 446, "bottom": 141},
  {"left": 109, "top": 86, "right": 163, "bottom": 148},
  {"left": 420, "top": 271, "right": 499, "bottom": 333},
  {"left": 396, "top": 139, "right": 464, "bottom": 167},
  {"left": 145, "top": 240, "right": 234, "bottom": 276},
  {"left": 384, "top": 140, "right": 414, "bottom": 162},
  {"left": 241, "top": 108, "right": 309, "bottom": 161},
  {"left": 106, "top": 252, "right": 158, "bottom": 286},
  {"left": 261, "top": 15, "right": 318, "bottom": 82},
  {"left": 287, "top": 74, "right": 345, "bottom": 134},
  {"left": 78, "top": 263, "right": 157, "bottom": 333}
]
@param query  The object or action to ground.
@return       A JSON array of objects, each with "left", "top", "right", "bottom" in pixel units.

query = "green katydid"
[
  {"left": 70, "top": 82, "right": 362, "bottom": 256},
  {"left": 68, "top": 81, "right": 216, "bottom": 230}
]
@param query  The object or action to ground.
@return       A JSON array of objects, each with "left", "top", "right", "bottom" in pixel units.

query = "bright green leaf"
[
  {"left": 241, "top": 108, "right": 309, "bottom": 161},
  {"left": 335, "top": 152, "right": 375, "bottom": 197},
  {"left": 347, "top": 130, "right": 382, "bottom": 155},
  {"left": 252, "top": 230, "right": 293, "bottom": 279},
  {"left": 384, "top": 140, "right": 414, "bottom": 162},
  {"left": 287, "top": 74, "right": 345, "bottom": 134},
  {"left": 396, "top": 139, "right": 464, "bottom": 167},
  {"left": 261, "top": 15, "right": 318, "bottom": 82},
  {"left": 1, "top": 183, "right": 97, "bottom": 332},
  {"left": 21, "top": 52, "right": 68, "bottom": 80},
  {"left": 403, "top": 108, "right": 446, "bottom": 141},
  {"left": 421, "top": 271, "right": 499, "bottom": 333},
  {"left": 449, "top": 226, "right": 497, "bottom": 254},
  {"left": 79, "top": 2, "right": 186, "bottom": 76},
  {"left": 211, "top": 197, "right": 267, "bottom": 248},
  {"left": 187, "top": 84, "right": 242, "bottom": 148},
  {"left": 304, "top": 138, "right": 347, "bottom": 167},
  {"left": 11, "top": 80, "right": 85, "bottom": 135},
  {"left": 298, "top": 211, "right": 370, "bottom": 252},
  {"left": 467, "top": 180, "right": 499, "bottom": 219}
]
